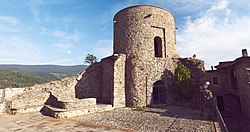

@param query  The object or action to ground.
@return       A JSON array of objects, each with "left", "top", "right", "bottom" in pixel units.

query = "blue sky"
[{"left": 0, "top": 0, "right": 249, "bottom": 69}]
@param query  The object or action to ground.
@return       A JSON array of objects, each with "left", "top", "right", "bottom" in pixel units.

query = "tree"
[
  {"left": 84, "top": 54, "right": 97, "bottom": 65},
  {"left": 174, "top": 62, "right": 194, "bottom": 99}
]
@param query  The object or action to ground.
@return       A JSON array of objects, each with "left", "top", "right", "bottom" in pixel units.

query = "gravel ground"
[{"left": 75, "top": 105, "right": 216, "bottom": 132}]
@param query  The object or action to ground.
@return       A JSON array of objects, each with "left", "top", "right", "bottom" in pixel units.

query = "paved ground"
[
  {"left": 0, "top": 112, "right": 126, "bottom": 132},
  {"left": 75, "top": 106, "right": 218, "bottom": 132},
  {"left": 0, "top": 105, "right": 218, "bottom": 132}
]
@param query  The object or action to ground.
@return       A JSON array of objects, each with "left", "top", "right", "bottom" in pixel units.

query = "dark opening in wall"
[
  {"left": 154, "top": 36, "right": 162, "bottom": 57},
  {"left": 224, "top": 94, "right": 242, "bottom": 114},
  {"left": 212, "top": 76, "right": 219, "bottom": 85},
  {"left": 217, "top": 96, "right": 224, "bottom": 111},
  {"left": 152, "top": 80, "right": 166, "bottom": 104}
]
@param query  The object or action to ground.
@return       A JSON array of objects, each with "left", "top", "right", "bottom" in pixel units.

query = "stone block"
[{"left": 58, "top": 98, "right": 97, "bottom": 109}]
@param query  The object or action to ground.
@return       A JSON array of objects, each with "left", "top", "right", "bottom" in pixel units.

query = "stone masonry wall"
[
  {"left": 179, "top": 58, "right": 206, "bottom": 88},
  {"left": 100, "top": 57, "right": 115, "bottom": 104},
  {"left": 114, "top": 5, "right": 179, "bottom": 107},
  {"left": 75, "top": 54, "right": 126, "bottom": 107},
  {"left": 204, "top": 70, "right": 222, "bottom": 95},
  {"left": 0, "top": 75, "right": 78, "bottom": 111},
  {"left": 75, "top": 63, "right": 102, "bottom": 100},
  {"left": 112, "top": 54, "right": 126, "bottom": 108},
  {"left": 145, "top": 58, "right": 178, "bottom": 106}
]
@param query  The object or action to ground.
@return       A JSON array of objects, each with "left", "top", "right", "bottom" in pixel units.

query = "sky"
[{"left": 0, "top": 0, "right": 249, "bottom": 70}]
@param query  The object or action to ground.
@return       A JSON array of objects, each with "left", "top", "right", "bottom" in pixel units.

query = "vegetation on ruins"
[
  {"left": 174, "top": 62, "right": 194, "bottom": 99},
  {"left": 84, "top": 54, "right": 98, "bottom": 65}
]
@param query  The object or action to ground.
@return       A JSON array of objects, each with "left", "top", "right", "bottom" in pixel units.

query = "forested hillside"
[
  {"left": 0, "top": 65, "right": 87, "bottom": 89},
  {"left": 0, "top": 65, "right": 87, "bottom": 80},
  {"left": 0, "top": 70, "right": 49, "bottom": 89}
]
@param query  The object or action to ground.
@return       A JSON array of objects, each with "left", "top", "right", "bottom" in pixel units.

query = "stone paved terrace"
[
  {"left": 75, "top": 105, "right": 218, "bottom": 132},
  {"left": 0, "top": 112, "right": 126, "bottom": 132},
  {"left": 0, "top": 105, "right": 219, "bottom": 132}
]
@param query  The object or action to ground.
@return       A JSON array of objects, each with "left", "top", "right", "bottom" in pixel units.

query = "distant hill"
[
  {"left": 0, "top": 64, "right": 88, "bottom": 80},
  {"left": 0, "top": 70, "right": 50, "bottom": 89}
]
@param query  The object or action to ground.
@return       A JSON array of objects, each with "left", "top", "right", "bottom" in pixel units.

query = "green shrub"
[{"left": 174, "top": 62, "right": 194, "bottom": 99}]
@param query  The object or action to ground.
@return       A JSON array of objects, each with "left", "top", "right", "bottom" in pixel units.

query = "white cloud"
[
  {"left": 51, "top": 30, "right": 81, "bottom": 54},
  {"left": 53, "top": 43, "right": 74, "bottom": 54},
  {"left": 209, "top": 0, "right": 229, "bottom": 11},
  {"left": 0, "top": 36, "right": 42, "bottom": 64},
  {"left": 52, "top": 30, "right": 81, "bottom": 43},
  {"left": 0, "top": 16, "right": 18, "bottom": 25},
  {"left": 177, "top": 0, "right": 250, "bottom": 69},
  {"left": 88, "top": 39, "right": 113, "bottom": 60},
  {"left": 27, "top": 0, "right": 43, "bottom": 23},
  {"left": 0, "top": 15, "right": 19, "bottom": 32}
]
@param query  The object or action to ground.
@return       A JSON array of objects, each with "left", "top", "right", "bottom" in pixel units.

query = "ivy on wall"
[{"left": 174, "top": 62, "right": 194, "bottom": 99}]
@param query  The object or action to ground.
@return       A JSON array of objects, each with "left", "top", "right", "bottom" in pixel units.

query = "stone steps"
[
  {"left": 57, "top": 98, "right": 96, "bottom": 109},
  {"left": 41, "top": 104, "right": 114, "bottom": 118},
  {"left": 11, "top": 105, "right": 44, "bottom": 114}
]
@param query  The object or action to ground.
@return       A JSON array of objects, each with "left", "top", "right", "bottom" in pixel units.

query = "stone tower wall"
[{"left": 113, "top": 5, "right": 179, "bottom": 107}]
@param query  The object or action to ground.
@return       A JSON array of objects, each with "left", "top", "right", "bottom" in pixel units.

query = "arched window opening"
[
  {"left": 154, "top": 37, "right": 163, "bottom": 57},
  {"left": 152, "top": 80, "right": 166, "bottom": 104}
]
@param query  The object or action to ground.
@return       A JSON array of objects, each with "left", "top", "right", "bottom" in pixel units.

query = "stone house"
[{"left": 205, "top": 49, "right": 250, "bottom": 116}]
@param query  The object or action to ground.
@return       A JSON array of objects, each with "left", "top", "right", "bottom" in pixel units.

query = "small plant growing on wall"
[
  {"left": 84, "top": 54, "right": 98, "bottom": 65},
  {"left": 174, "top": 62, "right": 194, "bottom": 99}
]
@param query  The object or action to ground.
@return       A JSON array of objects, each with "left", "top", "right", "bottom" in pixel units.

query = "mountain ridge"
[{"left": 0, "top": 64, "right": 88, "bottom": 88}]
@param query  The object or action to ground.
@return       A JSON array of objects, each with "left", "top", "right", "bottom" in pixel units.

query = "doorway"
[
  {"left": 217, "top": 96, "right": 225, "bottom": 111},
  {"left": 224, "top": 94, "right": 242, "bottom": 114},
  {"left": 152, "top": 80, "right": 166, "bottom": 104}
]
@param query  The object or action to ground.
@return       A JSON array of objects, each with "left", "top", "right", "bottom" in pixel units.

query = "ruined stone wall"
[
  {"left": 75, "top": 63, "right": 102, "bottom": 100},
  {"left": 75, "top": 54, "right": 126, "bottom": 107},
  {"left": 10, "top": 91, "right": 50, "bottom": 109},
  {"left": 3, "top": 88, "right": 25, "bottom": 101},
  {"left": 0, "top": 75, "right": 78, "bottom": 111},
  {"left": 114, "top": 5, "right": 179, "bottom": 107},
  {"left": 93, "top": 54, "right": 126, "bottom": 107},
  {"left": 31, "top": 76, "right": 77, "bottom": 100},
  {"left": 179, "top": 58, "right": 206, "bottom": 88},
  {"left": 112, "top": 54, "right": 126, "bottom": 107},
  {"left": 0, "top": 89, "right": 3, "bottom": 102},
  {"left": 100, "top": 57, "right": 115, "bottom": 104}
]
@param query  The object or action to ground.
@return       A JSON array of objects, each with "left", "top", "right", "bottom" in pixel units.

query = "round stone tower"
[{"left": 113, "top": 5, "right": 179, "bottom": 107}]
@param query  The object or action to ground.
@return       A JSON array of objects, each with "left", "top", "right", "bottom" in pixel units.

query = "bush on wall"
[{"left": 174, "top": 62, "right": 194, "bottom": 99}]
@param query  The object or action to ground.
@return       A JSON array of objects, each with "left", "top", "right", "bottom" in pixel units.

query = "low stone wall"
[
  {"left": 0, "top": 89, "right": 4, "bottom": 103},
  {"left": 11, "top": 91, "right": 50, "bottom": 109},
  {"left": 27, "top": 76, "right": 77, "bottom": 101},
  {"left": 3, "top": 88, "right": 25, "bottom": 101},
  {"left": 0, "top": 75, "right": 80, "bottom": 113}
]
